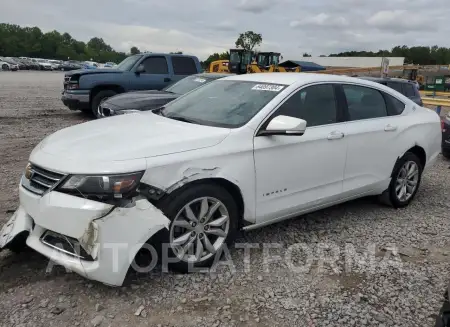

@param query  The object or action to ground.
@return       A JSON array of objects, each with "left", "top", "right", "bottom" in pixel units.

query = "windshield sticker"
[
  {"left": 193, "top": 78, "right": 207, "bottom": 83},
  {"left": 252, "top": 84, "right": 284, "bottom": 92}
]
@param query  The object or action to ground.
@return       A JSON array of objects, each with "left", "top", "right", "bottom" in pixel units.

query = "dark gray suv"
[{"left": 358, "top": 77, "right": 423, "bottom": 106}]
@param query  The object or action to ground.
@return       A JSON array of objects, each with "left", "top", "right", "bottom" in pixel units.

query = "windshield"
[
  {"left": 229, "top": 52, "right": 241, "bottom": 63},
  {"left": 164, "top": 75, "right": 214, "bottom": 95},
  {"left": 161, "top": 80, "right": 285, "bottom": 128},
  {"left": 116, "top": 55, "right": 143, "bottom": 71}
]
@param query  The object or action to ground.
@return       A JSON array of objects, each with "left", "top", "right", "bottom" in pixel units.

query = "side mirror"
[
  {"left": 258, "top": 115, "right": 307, "bottom": 136},
  {"left": 135, "top": 64, "right": 145, "bottom": 74}
]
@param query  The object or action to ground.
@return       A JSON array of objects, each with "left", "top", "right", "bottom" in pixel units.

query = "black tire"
[
  {"left": 91, "top": 90, "right": 117, "bottom": 118},
  {"left": 383, "top": 152, "right": 423, "bottom": 208},
  {"left": 5, "top": 231, "right": 29, "bottom": 253},
  {"left": 2, "top": 64, "right": 9, "bottom": 71},
  {"left": 443, "top": 149, "right": 450, "bottom": 160},
  {"left": 157, "top": 183, "right": 238, "bottom": 273}
]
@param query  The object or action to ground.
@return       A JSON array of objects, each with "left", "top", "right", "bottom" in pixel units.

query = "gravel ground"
[{"left": 0, "top": 71, "right": 450, "bottom": 327}]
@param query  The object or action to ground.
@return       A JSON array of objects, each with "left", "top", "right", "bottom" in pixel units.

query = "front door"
[
  {"left": 253, "top": 84, "right": 348, "bottom": 223},
  {"left": 133, "top": 56, "right": 172, "bottom": 91}
]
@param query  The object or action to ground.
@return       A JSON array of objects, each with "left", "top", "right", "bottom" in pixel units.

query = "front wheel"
[
  {"left": 384, "top": 152, "right": 423, "bottom": 208},
  {"left": 2, "top": 64, "right": 9, "bottom": 71},
  {"left": 159, "top": 183, "right": 238, "bottom": 273},
  {"left": 91, "top": 90, "right": 117, "bottom": 118}
]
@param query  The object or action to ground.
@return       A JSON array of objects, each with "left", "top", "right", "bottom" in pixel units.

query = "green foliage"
[
  {"left": 130, "top": 46, "right": 141, "bottom": 55},
  {"left": 201, "top": 51, "right": 229, "bottom": 69},
  {"left": 235, "top": 31, "right": 262, "bottom": 51},
  {"left": 0, "top": 23, "right": 128, "bottom": 63},
  {"left": 329, "top": 46, "right": 450, "bottom": 65}
]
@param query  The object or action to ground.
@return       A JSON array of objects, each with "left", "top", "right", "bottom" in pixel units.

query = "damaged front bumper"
[{"left": 0, "top": 185, "right": 170, "bottom": 286}]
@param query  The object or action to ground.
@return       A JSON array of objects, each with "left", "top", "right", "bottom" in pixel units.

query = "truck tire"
[{"left": 91, "top": 90, "right": 117, "bottom": 118}]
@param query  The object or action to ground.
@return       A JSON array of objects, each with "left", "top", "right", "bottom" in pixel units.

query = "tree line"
[
  {"left": 0, "top": 24, "right": 129, "bottom": 63},
  {"left": 2, "top": 24, "right": 450, "bottom": 66}
]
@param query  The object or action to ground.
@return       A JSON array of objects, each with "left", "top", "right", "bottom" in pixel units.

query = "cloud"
[
  {"left": 0, "top": 0, "right": 449, "bottom": 61},
  {"left": 367, "top": 10, "right": 435, "bottom": 31},
  {"left": 211, "top": 21, "right": 237, "bottom": 32},
  {"left": 235, "top": 0, "right": 272, "bottom": 13},
  {"left": 290, "top": 13, "right": 349, "bottom": 28}
]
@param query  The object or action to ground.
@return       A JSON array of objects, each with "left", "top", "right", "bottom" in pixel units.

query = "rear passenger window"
[
  {"left": 172, "top": 57, "right": 197, "bottom": 75},
  {"left": 403, "top": 84, "right": 416, "bottom": 97},
  {"left": 342, "top": 85, "right": 387, "bottom": 120},
  {"left": 387, "top": 82, "right": 403, "bottom": 94},
  {"left": 384, "top": 93, "right": 405, "bottom": 116},
  {"left": 142, "top": 57, "right": 169, "bottom": 74},
  {"left": 275, "top": 84, "right": 337, "bottom": 127}
]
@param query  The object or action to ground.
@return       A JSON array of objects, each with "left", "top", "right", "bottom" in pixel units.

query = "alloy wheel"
[
  {"left": 395, "top": 160, "right": 419, "bottom": 202},
  {"left": 169, "top": 197, "right": 230, "bottom": 263}
]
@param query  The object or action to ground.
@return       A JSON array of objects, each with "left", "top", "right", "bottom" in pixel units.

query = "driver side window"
[
  {"left": 275, "top": 84, "right": 338, "bottom": 127},
  {"left": 140, "top": 56, "right": 169, "bottom": 74}
]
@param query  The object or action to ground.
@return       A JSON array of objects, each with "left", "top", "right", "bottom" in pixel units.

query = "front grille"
[
  {"left": 41, "top": 230, "right": 93, "bottom": 261},
  {"left": 22, "top": 164, "right": 65, "bottom": 195}
]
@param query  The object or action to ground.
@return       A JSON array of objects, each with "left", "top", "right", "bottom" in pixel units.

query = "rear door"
[
  {"left": 133, "top": 56, "right": 172, "bottom": 91},
  {"left": 168, "top": 56, "right": 200, "bottom": 84},
  {"left": 339, "top": 84, "right": 405, "bottom": 194}
]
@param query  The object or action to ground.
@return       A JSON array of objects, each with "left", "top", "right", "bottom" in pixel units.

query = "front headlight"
[{"left": 57, "top": 171, "right": 144, "bottom": 199}]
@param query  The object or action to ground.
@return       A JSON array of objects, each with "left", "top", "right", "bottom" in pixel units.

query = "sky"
[{"left": 1, "top": 0, "right": 449, "bottom": 60}]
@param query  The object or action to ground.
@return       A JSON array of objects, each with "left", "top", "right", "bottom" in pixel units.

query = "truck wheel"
[{"left": 91, "top": 90, "right": 117, "bottom": 118}]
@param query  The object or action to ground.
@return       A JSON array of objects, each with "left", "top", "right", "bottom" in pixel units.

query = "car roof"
[
  {"left": 195, "top": 73, "right": 231, "bottom": 79},
  {"left": 358, "top": 76, "right": 414, "bottom": 84},
  {"left": 221, "top": 72, "right": 377, "bottom": 86}
]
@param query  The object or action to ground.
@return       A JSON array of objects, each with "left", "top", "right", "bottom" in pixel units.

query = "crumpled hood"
[
  {"left": 102, "top": 90, "right": 178, "bottom": 110},
  {"left": 36, "top": 112, "right": 230, "bottom": 161}
]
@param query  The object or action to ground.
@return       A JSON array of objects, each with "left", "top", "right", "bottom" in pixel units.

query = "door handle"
[
  {"left": 164, "top": 77, "right": 171, "bottom": 82},
  {"left": 327, "top": 131, "right": 344, "bottom": 140},
  {"left": 384, "top": 124, "right": 398, "bottom": 132}
]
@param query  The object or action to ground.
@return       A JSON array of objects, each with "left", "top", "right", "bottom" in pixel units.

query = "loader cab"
[
  {"left": 256, "top": 52, "right": 281, "bottom": 69},
  {"left": 403, "top": 68, "right": 418, "bottom": 81},
  {"left": 229, "top": 49, "right": 253, "bottom": 74}
]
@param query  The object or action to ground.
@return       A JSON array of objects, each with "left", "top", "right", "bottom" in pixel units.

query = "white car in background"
[
  {"left": 0, "top": 58, "right": 11, "bottom": 71},
  {"left": 0, "top": 57, "right": 18, "bottom": 71},
  {"left": 0, "top": 73, "right": 441, "bottom": 286}
]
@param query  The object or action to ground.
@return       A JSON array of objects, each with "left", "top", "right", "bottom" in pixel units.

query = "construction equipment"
[
  {"left": 208, "top": 49, "right": 300, "bottom": 74},
  {"left": 207, "top": 60, "right": 229, "bottom": 73},
  {"left": 228, "top": 49, "right": 254, "bottom": 74}
]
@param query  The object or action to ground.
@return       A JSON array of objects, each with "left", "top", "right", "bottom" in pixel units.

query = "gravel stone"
[{"left": 91, "top": 315, "right": 105, "bottom": 327}]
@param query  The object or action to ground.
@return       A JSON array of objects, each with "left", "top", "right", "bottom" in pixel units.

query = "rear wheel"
[
  {"left": 159, "top": 183, "right": 238, "bottom": 273},
  {"left": 91, "top": 90, "right": 117, "bottom": 118},
  {"left": 381, "top": 152, "right": 423, "bottom": 208}
]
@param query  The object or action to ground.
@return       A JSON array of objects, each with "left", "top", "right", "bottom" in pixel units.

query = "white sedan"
[{"left": 0, "top": 73, "right": 441, "bottom": 286}]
